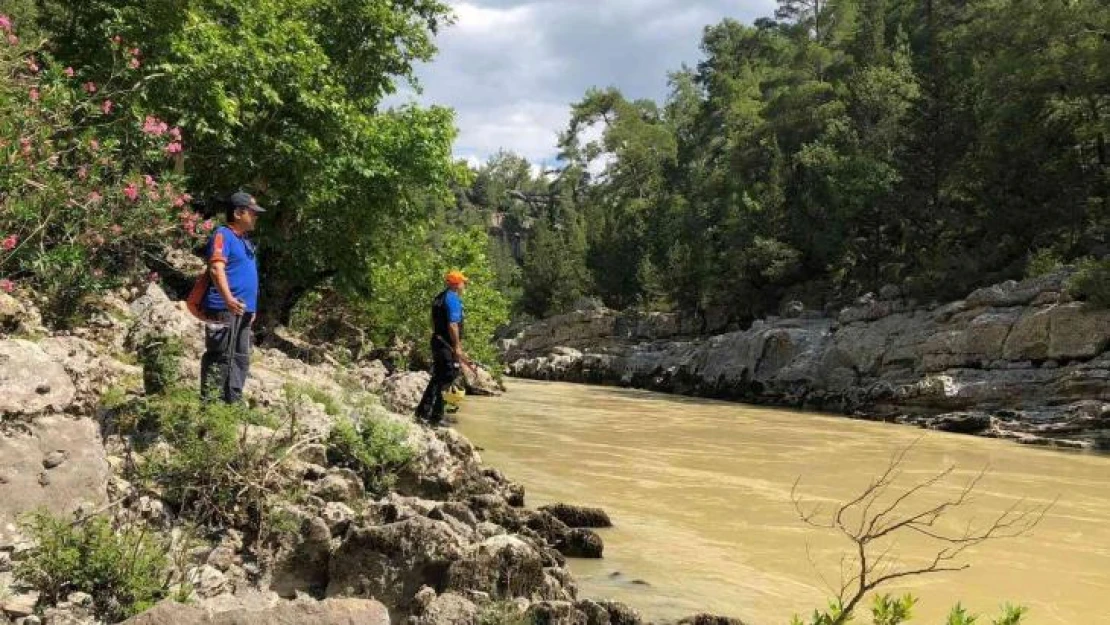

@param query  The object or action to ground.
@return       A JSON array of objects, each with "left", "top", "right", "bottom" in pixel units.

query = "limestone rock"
[
  {"left": 538, "top": 504, "right": 612, "bottom": 528},
  {"left": 413, "top": 592, "right": 478, "bottom": 625},
  {"left": 0, "top": 340, "right": 76, "bottom": 416},
  {"left": 120, "top": 597, "right": 390, "bottom": 625},
  {"left": 382, "top": 372, "right": 430, "bottom": 414},
  {"left": 0, "top": 416, "right": 109, "bottom": 546},
  {"left": 444, "top": 534, "right": 546, "bottom": 599},
  {"left": 327, "top": 517, "right": 466, "bottom": 611},
  {"left": 126, "top": 284, "right": 204, "bottom": 357}
]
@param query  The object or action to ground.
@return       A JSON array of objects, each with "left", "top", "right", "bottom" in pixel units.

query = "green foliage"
[
  {"left": 326, "top": 416, "right": 414, "bottom": 496},
  {"left": 15, "top": 511, "right": 168, "bottom": 622},
  {"left": 138, "top": 334, "right": 183, "bottom": 396},
  {"left": 360, "top": 226, "right": 511, "bottom": 367},
  {"left": 33, "top": 0, "right": 459, "bottom": 326},
  {"left": 1025, "top": 249, "right": 1065, "bottom": 279},
  {"left": 0, "top": 23, "right": 200, "bottom": 324},
  {"left": 1067, "top": 257, "right": 1110, "bottom": 308},
  {"left": 478, "top": 601, "right": 533, "bottom": 625},
  {"left": 283, "top": 383, "right": 340, "bottom": 417},
  {"left": 791, "top": 595, "right": 1026, "bottom": 625},
  {"left": 451, "top": 0, "right": 1110, "bottom": 324},
  {"left": 135, "top": 390, "right": 290, "bottom": 536}
]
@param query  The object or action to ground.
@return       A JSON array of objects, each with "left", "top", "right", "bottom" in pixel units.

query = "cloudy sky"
[{"left": 392, "top": 0, "right": 778, "bottom": 168}]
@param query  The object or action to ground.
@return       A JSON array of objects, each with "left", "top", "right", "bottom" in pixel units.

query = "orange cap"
[{"left": 445, "top": 270, "right": 469, "bottom": 286}]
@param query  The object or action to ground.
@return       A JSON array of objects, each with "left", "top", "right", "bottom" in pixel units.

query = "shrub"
[
  {"left": 1067, "top": 257, "right": 1110, "bottom": 308},
  {"left": 478, "top": 601, "right": 533, "bottom": 625},
  {"left": 791, "top": 595, "right": 1027, "bottom": 625},
  {"left": 136, "top": 390, "right": 293, "bottom": 540},
  {"left": 1024, "top": 248, "right": 1064, "bottom": 279},
  {"left": 283, "top": 383, "right": 341, "bottom": 417},
  {"left": 14, "top": 511, "right": 168, "bottom": 622},
  {"left": 326, "top": 416, "right": 414, "bottom": 496},
  {"left": 138, "top": 334, "right": 183, "bottom": 396},
  {"left": 0, "top": 20, "right": 202, "bottom": 325}
]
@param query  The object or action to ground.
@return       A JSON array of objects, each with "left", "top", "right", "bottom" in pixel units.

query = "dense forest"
[
  {"left": 459, "top": 0, "right": 1110, "bottom": 326},
  {"left": 2, "top": 0, "right": 1108, "bottom": 364}
]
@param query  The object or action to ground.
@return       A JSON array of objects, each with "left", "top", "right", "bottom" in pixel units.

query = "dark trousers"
[
  {"left": 415, "top": 340, "right": 459, "bottom": 423},
  {"left": 200, "top": 311, "right": 253, "bottom": 403}
]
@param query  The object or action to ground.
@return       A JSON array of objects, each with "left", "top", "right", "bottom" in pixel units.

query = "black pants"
[
  {"left": 200, "top": 311, "right": 253, "bottom": 403},
  {"left": 415, "top": 340, "right": 459, "bottom": 423}
]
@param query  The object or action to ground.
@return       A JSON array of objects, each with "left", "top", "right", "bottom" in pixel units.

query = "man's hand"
[{"left": 227, "top": 297, "right": 246, "bottom": 316}]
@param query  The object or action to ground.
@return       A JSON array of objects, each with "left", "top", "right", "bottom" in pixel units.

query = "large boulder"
[
  {"left": 444, "top": 535, "right": 546, "bottom": 599},
  {"left": 382, "top": 372, "right": 430, "bottom": 414},
  {"left": 0, "top": 340, "right": 76, "bottom": 416},
  {"left": 538, "top": 504, "right": 612, "bottom": 528},
  {"left": 413, "top": 592, "right": 479, "bottom": 625},
  {"left": 0, "top": 416, "right": 110, "bottom": 546},
  {"left": 38, "top": 336, "right": 141, "bottom": 413},
  {"left": 121, "top": 597, "right": 390, "bottom": 625},
  {"left": 126, "top": 283, "right": 204, "bottom": 357},
  {"left": 327, "top": 517, "right": 466, "bottom": 611}
]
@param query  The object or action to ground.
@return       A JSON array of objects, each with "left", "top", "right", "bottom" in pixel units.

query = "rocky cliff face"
[{"left": 502, "top": 271, "right": 1110, "bottom": 450}]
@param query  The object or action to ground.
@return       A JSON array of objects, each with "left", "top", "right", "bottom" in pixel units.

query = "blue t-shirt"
[
  {"left": 445, "top": 290, "right": 464, "bottom": 323},
  {"left": 202, "top": 226, "right": 259, "bottom": 313}
]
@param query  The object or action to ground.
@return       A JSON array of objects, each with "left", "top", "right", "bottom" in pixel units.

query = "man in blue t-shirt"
[
  {"left": 415, "top": 270, "right": 471, "bottom": 424},
  {"left": 200, "top": 192, "right": 264, "bottom": 403}
]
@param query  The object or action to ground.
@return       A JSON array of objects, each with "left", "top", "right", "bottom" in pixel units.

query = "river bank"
[
  {"left": 501, "top": 270, "right": 1110, "bottom": 450},
  {"left": 0, "top": 286, "right": 678, "bottom": 625}
]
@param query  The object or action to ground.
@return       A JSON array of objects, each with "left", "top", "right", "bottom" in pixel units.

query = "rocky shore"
[
  {"left": 0, "top": 285, "right": 721, "bottom": 625},
  {"left": 502, "top": 270, "right": 1110, "bottom": 450}
]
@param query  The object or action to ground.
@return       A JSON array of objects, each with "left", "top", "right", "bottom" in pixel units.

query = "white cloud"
[{"left": 393, "top": 0, "right": 779, "bottom": 167}]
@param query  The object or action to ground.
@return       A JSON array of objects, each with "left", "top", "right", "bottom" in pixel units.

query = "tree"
[
  {"left": 790, "top": 441, "right": 1050, "bottom": 624},
  {"left": 33, "top": 0, "right": 459, "bottom": 328}
]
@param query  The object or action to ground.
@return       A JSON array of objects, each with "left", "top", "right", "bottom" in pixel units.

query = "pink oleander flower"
[
  {"left": 170, "top": 127, "right": 182, "bottom": 141},
  {"left": 77, "top": 166, "right": 88, "bottom": 180},
  {"left": 101, "top": 99, "right": 113, "bottom": 115},
  {"left": 172, "top": 196, "right": 185, "bottom": 208},
  {"left": 110, "top": 224, "right": 122, "bottom": 235},
  {"left": 28, "top": 87, "right": 39, "bottom": 102},
  {"left": 88, "top": 191, "right": 102, "bottom": 203},
  {"left": 165, "top": 141, "right": 183, "bottom": 155},
  {"left": 83, "top": 82, "right": 97, "bottom": 94},
  {"left": 201, "top": 219, "right": 215, "bottom": 232},
  {"left": 92, "top": 268, "right": 104, "bottom": 279},
  {"left": 26, "top": 59, "right": 39, "bottom": 73},
  {"left": 128, "top": 57, "right": 140, "bottom": 70},
  {"left": 64, "top": 67, "right": 75, "bottom": 78},
  {"left": 123, "top": 183, "right": 140, "bottom": 202},
  {"left": 19, "top": 137, "right": 31, "bottom": 156},
  {"left": 6, "top": 34, "right": 18, "bottom": 46},
  {"left": 142, "top": 116, "right": 168, "bottom": 136},
  {"left": 89, "top": 138, "right": 100, "bottom": 151},
  {"left": 130, "top": 47, "right": 140, "bottom": 57},
  {"left": 0, "top": 15, "right": 11, "bottom": 32},
  {"left": 0, "top": 279, "right": 13, "bottom": 294},
  {"left": 2, "top": 235, "right": 18, "bottom": 251},
  {"left": 112, "top": 35, "right": 122, "bottom": 45},
  {"left": 143, "top": 174, "right": 156, "bottom": 188}
]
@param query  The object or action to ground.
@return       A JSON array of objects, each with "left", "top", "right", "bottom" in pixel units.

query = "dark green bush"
[
  {"left": 326, "top": 417, "right": 414, "bottom": 496},
  {"left": 136, "top": 391, "right": 291, "bottom": 539},
  {"left": 138, "top": 335, "right": 184, "bottom": 396},
  {"left": 14, "top": 511, "right": 168, "bottom": 622},
  {"left": 1067, "top": 257, "right": 1110, "bottom": 308}
]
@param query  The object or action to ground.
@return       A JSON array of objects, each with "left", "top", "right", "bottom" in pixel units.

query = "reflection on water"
[{"left": 457, "top": 380, "right": 1110, "bottom": 624}]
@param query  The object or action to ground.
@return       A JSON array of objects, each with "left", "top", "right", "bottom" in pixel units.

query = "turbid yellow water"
[{"left": 456, "top": 379, "right": 1110, "bottom": 625}]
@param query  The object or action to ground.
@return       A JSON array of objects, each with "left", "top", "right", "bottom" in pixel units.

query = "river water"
[{"left": 456, "top": 379, "right": 1110, "bottom": 625}]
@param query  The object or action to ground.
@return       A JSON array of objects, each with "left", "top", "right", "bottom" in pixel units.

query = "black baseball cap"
[{"left": 230, "top": 192, "right": 265, "bottom": 212}]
